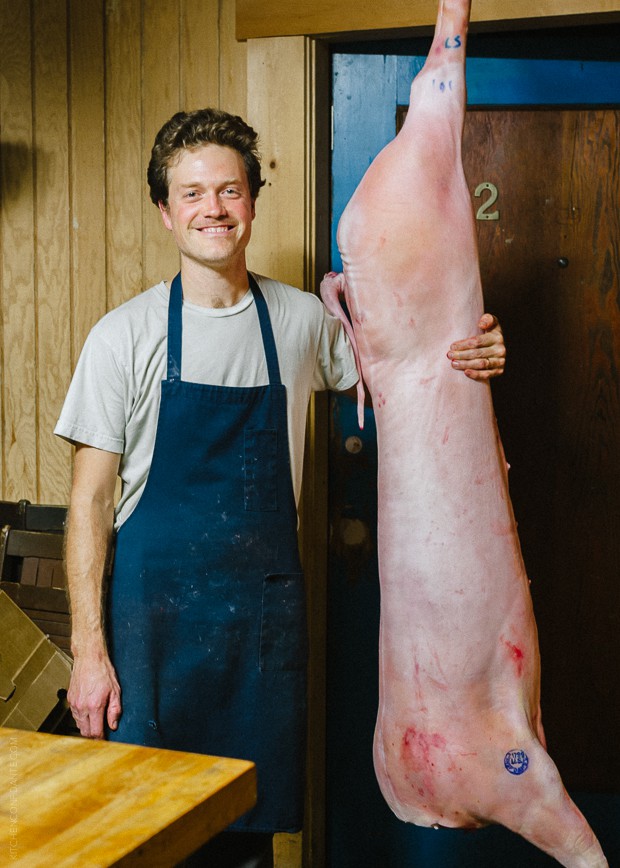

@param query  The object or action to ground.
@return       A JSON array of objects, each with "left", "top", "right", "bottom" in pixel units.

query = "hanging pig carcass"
[{"left": 320, "top": 1, "right": 607, "bottom": 865}]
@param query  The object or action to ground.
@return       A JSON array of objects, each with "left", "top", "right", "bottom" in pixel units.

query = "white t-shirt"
[{"left": 55, "top": 273, "right": 358, "bottom": 528}]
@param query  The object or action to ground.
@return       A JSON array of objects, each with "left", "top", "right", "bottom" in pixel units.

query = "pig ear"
[{"left": 320, "top": 272, "right": 366, "bottom": 430}]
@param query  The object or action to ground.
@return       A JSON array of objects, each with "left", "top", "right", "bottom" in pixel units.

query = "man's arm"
[
  {"left": 65, "top": 444, "right": 121, "bottom": 739},
  {"left": 341, "top": 312, "right": 506, "bottom": 402}
]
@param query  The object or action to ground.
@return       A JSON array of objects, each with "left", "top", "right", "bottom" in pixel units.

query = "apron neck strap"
[
  {"left": 167, "top": 273, "right": 183, "bottom": 380},
  {"left": 248, "top": 273, "right": 282, "bottom": 386},
  {"left": 167, "top": 272, "right": 282, "bottom": 386}
]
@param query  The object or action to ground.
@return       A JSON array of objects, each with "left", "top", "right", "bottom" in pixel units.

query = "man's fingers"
[
  {"left": 70, "top": 710, "right": 91, "bottom": 737},
  {"left": 449, "top": 330, "right": 503, "bottom": 354},
  {"left": 70, "top": 709, "right": 101, "bottom": 739},
  {"left": 69, "top": 690, "right": 111, "bottom": 738},
  {"left": 450, "top": 348, "right": 505, "bottom": 366},
  {"left": 107, "top": 694, "right": 122, "bottom": 731},
  {"left": 70, "top": 706, "right": 105, "bottom": 738},
  {"left": 478, "top": 312, "right": 498, "bottom": 331},
  {"left": 449, "top": 346, "right": 502, "bottom": 362},
  {"left": 463, "top": 365, "right": 503, "bottom": 381}
]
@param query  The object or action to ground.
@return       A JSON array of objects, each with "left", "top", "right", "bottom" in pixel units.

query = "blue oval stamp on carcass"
[{"left": 504, "top": 749, "right": 529, "bottom": 775}]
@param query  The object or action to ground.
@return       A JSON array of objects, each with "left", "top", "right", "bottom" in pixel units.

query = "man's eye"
[{"left": 185, "top": 190, "right": 198, "bottom": 198}]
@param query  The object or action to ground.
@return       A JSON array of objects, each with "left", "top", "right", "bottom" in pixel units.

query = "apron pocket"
[
  {"left": 260, "top": 573, "right": 307, "bottom": 671},
  {"left": 244, "top": 428, "right": 278, "bottom": 512}
]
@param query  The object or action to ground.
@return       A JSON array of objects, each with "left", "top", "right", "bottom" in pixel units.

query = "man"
[{"left": 56, "top": 107, "right": 505, "bottom": 867}]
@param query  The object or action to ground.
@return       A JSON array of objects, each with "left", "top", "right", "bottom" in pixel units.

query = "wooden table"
[{"left": 1, "top": 726, "right": 256, "bottom": 867}]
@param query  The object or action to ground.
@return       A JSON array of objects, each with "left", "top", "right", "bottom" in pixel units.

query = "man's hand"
[
  {"left": 447, "top": 313, "right": 506, "bottom": 380},
  {"left": 68, "top": 652, "right": 121, "bottom": 739}
]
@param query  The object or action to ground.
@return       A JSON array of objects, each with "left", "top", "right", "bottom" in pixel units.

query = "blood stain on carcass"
[
  {"left": 402, "top": 727, "right": 447, "bottom": 774},
  {"left": 502, "top": 638, "right": 525, "bottom": 677}
]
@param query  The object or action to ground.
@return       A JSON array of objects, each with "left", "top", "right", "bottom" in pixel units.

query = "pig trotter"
[{"left": 320, "top": 271, "right": 366, "bottom": 428}]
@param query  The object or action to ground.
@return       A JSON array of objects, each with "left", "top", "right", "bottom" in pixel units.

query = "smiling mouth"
[{"left": 198, "top": 225, "right": 233, "bottom": 234}]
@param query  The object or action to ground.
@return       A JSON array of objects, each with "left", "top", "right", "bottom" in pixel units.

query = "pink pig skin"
[{"left": 321, "top": 2, "right": 607, "bottom": 866}]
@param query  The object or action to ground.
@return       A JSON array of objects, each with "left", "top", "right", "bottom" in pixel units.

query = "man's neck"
[{"left": 178, "top": 260, "right": 250, "bottom": 308}]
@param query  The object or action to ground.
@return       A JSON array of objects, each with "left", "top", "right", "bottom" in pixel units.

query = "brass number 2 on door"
[{"left": 474, "top": 181, "right": 500, "bottom": 221}]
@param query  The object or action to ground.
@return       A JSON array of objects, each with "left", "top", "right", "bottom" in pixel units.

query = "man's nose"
[{"left": 202, "top": 191, "right": 226, "bottom": 216}]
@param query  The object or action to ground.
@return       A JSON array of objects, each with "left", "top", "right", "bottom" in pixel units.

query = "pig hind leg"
[{"left": 487, "top": 738, "right": 607, "bottom": 867}]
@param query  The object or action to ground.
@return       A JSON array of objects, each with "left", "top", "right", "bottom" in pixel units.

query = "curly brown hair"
[{"left": 147, "top": 108, "right": 266, "bottom": 206}]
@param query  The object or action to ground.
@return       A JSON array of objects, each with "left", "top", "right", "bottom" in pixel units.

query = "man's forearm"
[
  {"left": 64, "top": 445, "right": 120, "bottom": 659},
  {"left": 65, "top": 495, "right": 115, "bottom": 658}
]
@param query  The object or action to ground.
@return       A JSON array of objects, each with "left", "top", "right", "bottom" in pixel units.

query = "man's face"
[{"left": 159, "top": 143, "right": 255, "bottom": 274}]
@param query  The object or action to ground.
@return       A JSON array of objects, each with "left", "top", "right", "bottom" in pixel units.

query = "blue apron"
[{"left": 108, "top": 272, "right": 307, "bottom": 834}]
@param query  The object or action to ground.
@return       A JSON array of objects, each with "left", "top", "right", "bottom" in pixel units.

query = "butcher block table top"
[{"left": 1, "top": 726, "right": 256, "bottom": 867}]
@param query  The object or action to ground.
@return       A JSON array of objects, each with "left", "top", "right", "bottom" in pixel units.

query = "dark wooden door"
[{"left": 460, "top": 108, "right": 620, "bottom": 791}]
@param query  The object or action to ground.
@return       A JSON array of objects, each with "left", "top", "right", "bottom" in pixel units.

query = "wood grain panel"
[
  {"left": 69, "top": 0, "right": 107, "bottom": 365},
  {"left": 143, "top": 0, "right": 182, "bottom": 289},
  {"left": 549, "top": 108, "right": 620, "bottom": 790},
  {"left": 0, "top": 0, "right": 256, "bottom": 503},
  {"left": 181, "top": 0, "right": 220, "bottom": 110},
  {"left": 219, "top": 0, "right": 248, "bottom": 119},
  {"left": 246, "top": 37, "right": 306, "bottom": 288},
  {"left": 106, "top": 0, "right": 143, "bottom": 311},
  {"left": 0, "top": 0, "right": 36, "bottom": 501},
  {"left": 33, "top": 0, "right": 72, "bottom": 504},
  {"left": 237, "top": 0, "right": 620, "bottom": 39}
]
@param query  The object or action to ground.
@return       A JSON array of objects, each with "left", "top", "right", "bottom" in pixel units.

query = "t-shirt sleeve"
[
  {"left": 312, "top": 305, "right": 359, "bottom": 393},
  {"left": 54, "top": 325, "right": 128, "bottom": 453}
]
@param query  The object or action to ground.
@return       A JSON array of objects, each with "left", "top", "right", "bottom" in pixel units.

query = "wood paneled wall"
[
  {"left": 0, "top": 6, "right": 316, "bottom": 863},
  {"left": 0, "top": 0, "right": 246, "bottom": 504}
]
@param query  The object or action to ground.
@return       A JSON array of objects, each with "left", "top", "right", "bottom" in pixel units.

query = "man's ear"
[
  {"left": 158, "top": 200, "right": 172, "bottom": 230},
  {"left": 251, "top": 199, "right": 256, "bottom": 220}
]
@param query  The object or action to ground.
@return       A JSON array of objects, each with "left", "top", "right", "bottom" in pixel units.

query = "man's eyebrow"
[{"left": 178, "top": 178, "right": 242, "bottom": 188}]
